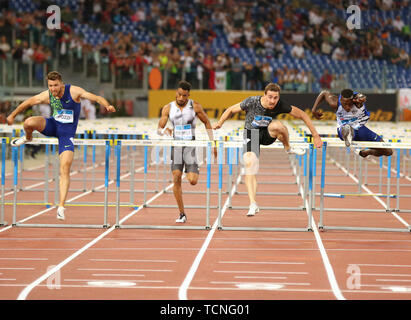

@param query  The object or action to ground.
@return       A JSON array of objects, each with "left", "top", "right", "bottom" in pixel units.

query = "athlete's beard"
[
  {"left": 52, "top": 86, "right": 64, "bottom": 98},
  {"left": 176, "top": 100, "right": 186, "bottom": 107}
]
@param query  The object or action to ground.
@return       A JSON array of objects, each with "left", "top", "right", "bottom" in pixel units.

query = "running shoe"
[
  {"left": 176, "top": 213, "right": 187, "bottom": 223},
  {"left": 286, "top": 147, "right": 306, "bottom": 156},
  {"left": 11, "top": 136, "right": 29, "bottom": 147},
  {"left": 57, "top": 206, "right": 66, "bottom": 220},
  {"left": 246, "top": 202, "right": 260, "bottom": 216}
]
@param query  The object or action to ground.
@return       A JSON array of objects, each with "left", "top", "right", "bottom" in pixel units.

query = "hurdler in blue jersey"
[
  {"left": 312, "top": 88, "right": 392, "bottom": 158},
  {"left": 7, "top": 71, "right": 116, "bottom": 220}
]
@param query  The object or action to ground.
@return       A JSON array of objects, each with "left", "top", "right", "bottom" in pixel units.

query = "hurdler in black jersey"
[
  {"left": 213, "top": 83, "right": 322, "bottom": 217},
  {"left": 240, "top": 95, "right": 293, "bottom": 157}
]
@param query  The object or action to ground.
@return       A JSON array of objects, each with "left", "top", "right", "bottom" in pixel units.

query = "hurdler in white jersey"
[
  {"left": 157, "top": 80, "right": 216, "bottom": 223},
  {"left": 169, "top": 99, "right": 196, "bottom": 140},
  {"left": 312, "top": 88, "right": 392, "bottom": 158}
]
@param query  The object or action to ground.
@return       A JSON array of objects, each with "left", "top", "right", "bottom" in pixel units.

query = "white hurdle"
[{"left": 318, "top": 140, "right": 411, "bottom": 233}]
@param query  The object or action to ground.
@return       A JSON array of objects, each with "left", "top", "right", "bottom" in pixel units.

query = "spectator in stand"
[
  {"left": 392, "top": 14, "right": 405, "bottom": 35},
  {"left": 261, "top": 62, "right": 273, "bottom": 87},
  {"left": 0, "top": 35, "right": 11, "bottom": 57},
  {"left": 321, "top": 39, "right": 333, "bottom": 56},
  {"left": 283, "top": 68, "right": 295, "bottom": 91},
  {"left": 381, "top": 39, "right": 392, "bottom": 60},
  {"left": 331, "top": 45, "right": 346, "bottom": 61},
  {"left": 80, "top": 98, "right": 96, "bottom": 120},
  {"left": 231, "top": 56, "right": 243, "bottom": 90},
  {"left": 331, "top": 74, "right": 347, "bottom": 91},
  {"left": 390, "top": 47, "right": 402, "bottom": 65},
  {"left": 398, "top": 49, "right": 410, "bottom": 68},
  {"left": 283, "top": 28, "right": 293, "bottom": 46},
  {"left": 203, "top": 53, "right": 215, "bottom": 90},
  {"left": 296, "top": 70, "right": 308, "bottom": 92},
  {"left": 274, "top": 41, "right": 285, "bottom": 59},
  {"left": 304, "top": 27, "right": 320, "bottom": 54},
  {"left": 291, "top": 42, "right": 305, "bottom": 59},
  {"left": 319, "top": 69, "right": 332, "bottom": 89}
]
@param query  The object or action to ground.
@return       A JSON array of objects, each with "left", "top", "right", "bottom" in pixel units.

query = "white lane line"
[
  {"left": 234, "top": 276, "right": 287, "bottom": 280},
  {"left": 294, "top": 160, "right": 346, "bottom": 300},
  {"left": 214, "top": 270, "right": 308, "bottom": 275},
  {"left": 0, "top": 258, "right": 48, "bottom": 261},
  {"left": 210, "top": 281, "right": 311, "bottom": 286},
  {"left": 178, "top": 171, "right": 242, "bottom": 300},
  {"left": 91, "top": 274, "right": 145, "bottom": 277},
  {"left": 89, "top": 259, "right": 176, "bottom": 263},
  {"left": 376, "top": 279, "right": 411, "bottom": 282},
  {"left": 78, "top": 268, "right": 172, "bottom": 272},
  {"left": 0, "top": 278, "right": 16, "bottom": 281},
  {"left": 219, "top": 261, "right": 306, "bottom": 265},
  {"left": 0, "top": 267, "right": 35, "bottom": 270},
  {"left": 64, "top": 278, "right": 163, "bottom": 283},
  {"left": 361, "top": 273, "right": 411, "bottom": 277},
  {"left": 357, "top": 264, "right": 411, "bottom": 267}
]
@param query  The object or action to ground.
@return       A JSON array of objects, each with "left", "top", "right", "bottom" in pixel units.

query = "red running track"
[{"left": 0, "top": 147, "right": 411, "bottom": 301}]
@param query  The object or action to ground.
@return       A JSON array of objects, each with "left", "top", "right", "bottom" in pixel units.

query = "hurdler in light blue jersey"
[
  {"left": 336, "top": 91, "right": 370, "bottom": 130},
  {"left": 42, "top": 84, "right": 81, "bottom": 154},
  {"left": 312, "top": 88, "right": 393, "bottom": 158}
]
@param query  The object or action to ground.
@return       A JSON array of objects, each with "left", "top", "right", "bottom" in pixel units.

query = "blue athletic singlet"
[{"left": 41, "top": 84, "right": 81, "bottom": 154}]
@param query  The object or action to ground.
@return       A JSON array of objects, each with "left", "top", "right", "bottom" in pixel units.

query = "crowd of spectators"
[{"left": 0, "top": 0, "right": 409, "bottom": 94}]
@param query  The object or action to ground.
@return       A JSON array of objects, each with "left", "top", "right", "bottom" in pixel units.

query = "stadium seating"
[{"left": 6, "top": 0, "right": 411, "bottom": 90}]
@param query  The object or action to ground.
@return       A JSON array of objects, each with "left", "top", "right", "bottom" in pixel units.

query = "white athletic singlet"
[
  {"left": 336, "top": 94, "right": 370, "bottom": 130},
  {"left": 169, "top": 99, "right": 196, "bottom": 140}
]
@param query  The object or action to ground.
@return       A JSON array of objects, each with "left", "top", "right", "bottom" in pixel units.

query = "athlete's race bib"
[
  {"left": 54, "top": 109, "right": 74, "bottom": 123},
  {"left": 251, "top": 115, "right": 272, "bottom": 128},
  {"left": 174, "top": 124, "right": 192, "bottom": 140},
  {"left": 339, "top": 116, "right": 360, "bottom": 130}
]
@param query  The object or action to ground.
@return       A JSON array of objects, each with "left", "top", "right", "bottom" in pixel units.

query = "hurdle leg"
[
  {"left": 358, "top": 155, "right": 363, "bottom": 193},
  {"left": 143, "top": 145, "right": 148, "bottom": 206},
  {"left": 12, "top": 147, "right": 18, "bottom": 226},
  {"left": 396, "top": 149, "right": 400, "bottom": 212},
  {"left": 385, "top": 155, "right": 392, "bottom": 212},
  {"left": 319, "top": 142, "right": 327, "bottom": 229},
  {"left": 130, "top": 154, "right": 135, "bottom": 204},
  {"left": 379, "top": 157, "right": 383, "bottom": 194},
  {"left": 104, "top": 141, "right": 110, "bottom": 227},
  {"left": 115, "top": 142, "right": 121, "bottom": 227},
  {"left": 53, "top": 147, "right": 59, "bottom": 206},
  {"left": 227, "top": 148, "right": 233, "bottom": 208},
  {"left": 44, "top": 144, "right": 49, "bottom": 205},
  {"left": 206, "top": 143, "right": 212, "bottom": 229},
  {"left": 217, "top": 142, "right": 223, "bottom": 230},
  {"left": 1, "top": 138, "right": 7, "bottom": 226}
]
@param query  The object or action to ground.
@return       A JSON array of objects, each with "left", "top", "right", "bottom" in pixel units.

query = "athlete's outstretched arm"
[
  {"left": 6, "top": 91, "right": 48, "bottom": 125},
  {"left": 212, "top": 103, "right": 242, "bottom": 129},
  {"left": 311, "top": 90, "right": 338, "bottom": 119},
  {"left": 290, "top": 106, "right": 323, "bottom": 148},
  {"left": 71, "top": 86, "right": 116, "bottom": 113}
]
